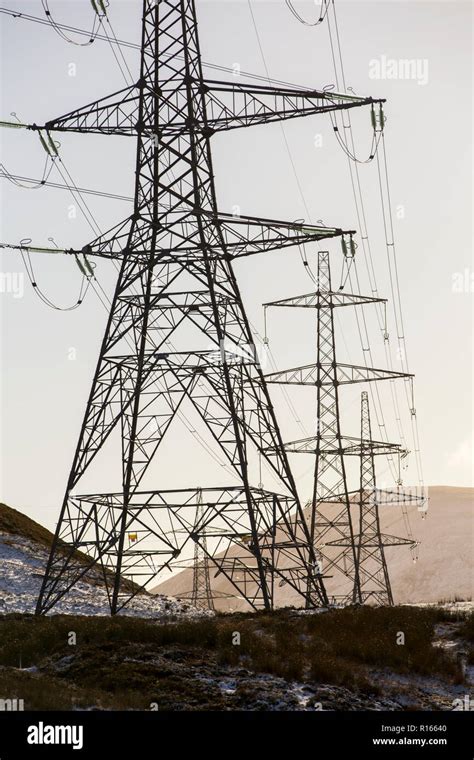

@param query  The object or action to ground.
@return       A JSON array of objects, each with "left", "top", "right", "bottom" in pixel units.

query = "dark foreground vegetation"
[{"left": 0, "top": 606, "right": 471, "bottom": 711}]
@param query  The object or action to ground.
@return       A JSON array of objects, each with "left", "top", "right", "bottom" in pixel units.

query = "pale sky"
[{"left": 0, "top": 0, "right": 472, "bottom": 534}]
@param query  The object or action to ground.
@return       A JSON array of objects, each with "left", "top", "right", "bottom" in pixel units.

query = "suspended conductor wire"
[
  {"left": 102, "top": 12, "right": 134, "bottom": 85},
  {"left": 292, "top": 219, "right": 317, "bottom": 283},
  {"left": 351, "top": 262, "right": 408, "bottom": 452},
  {"left": 336, "top": 92, "right": 410, "bottom": 478},
  {"left": 247, "top": 0, "right": 326, "bottom": 439},
  {"left": 325, "top": 0, "right": 424, "bottom": 493},
  {"left": 347, "top": 265, "right": 405, "bottom": 485},
  {"left": 286, "top": 0, "right": 330, "bottom": 26},
  {"left": 0, "top": 170, "right": 180, "bottom": 209},
  {"left": 248, "top": 0, "right": 360, "bottom": 450},
  {"left": 40, "top": 0, "right": 102, "bottom": 46},
  {"left": 325, "top": 6, "right": 387, "bottom": 307},
  {"left": 329, "top": 0, "right": 391, "bottom": 194},
  {"left": 98, "top": 18, "right": 132, "bottom": 86},
  {"left": 18, "top": 237, "right": 91, "bottom": 311},
  {"left": 376, "top": 134, "right": 425, "bottom": 489},
  {"left": 326, "top": 3, "right": 384, "bottom": 164},
  {"left": 0, "top": 171, "right": 133, "bottom": 202},
  {"left": 348, "top": 274, "right": 401, "bottom": 481},
  {"left": 321, "top": 2, "right": 412, "bottom": 494},
  {"left": 338, "top": 248, "right": 355, "bottom": 290},
  {"left": 94, "top": 11, "right": 135, "bottom": 88},
  {"left": 329, "top": 109, "right": 383, "bottom": 164},
  {"left": 250, "top": 317, "right": 310, "bottom": 439},
  {"left": 0, "top": 155, "right": 55, "bottom": 190},
  {"left": 345, "top": 171, "right": 413, "bottom": 482},
  {"left": 377, "top": 132, "right": 409, "bottom": 369},
  {"left": 328, "top": 1, "right": 346, "bottom": 91},
  {"left": 247, "top": 0, "right": 314, "bottom": 226}
]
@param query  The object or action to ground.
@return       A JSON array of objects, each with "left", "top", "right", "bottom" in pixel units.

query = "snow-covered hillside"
[
  {"left": 0, "top": 531, "right": 209, "bottom": 619},
  {"left": 155, "top": 486, "right": 474, "bottom": 610}
]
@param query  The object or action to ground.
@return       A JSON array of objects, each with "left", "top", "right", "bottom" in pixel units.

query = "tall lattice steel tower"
[
  {"left": 17, "top": 0, "right": 387, "bottom": 615},
  {"left": 264, "top": 251, "right": 421, "bottom": 604}
]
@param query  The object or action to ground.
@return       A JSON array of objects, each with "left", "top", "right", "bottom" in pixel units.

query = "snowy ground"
[
  {"left": 411, "top": 601, "right": 474, "bottom": 614},
  {"left": 0, "top": 531, "right": 210, "bottom": 619}
]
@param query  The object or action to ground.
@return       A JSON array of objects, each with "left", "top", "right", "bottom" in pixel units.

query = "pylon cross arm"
[
  {"left": 23, "top": 78, "right": 384, "bottom": 137},
  {"left": 211, "top": 212, "right": 351, "bottom": 258},
  {"left": 41, "top": 84, "right": 140, "bottom": 136},
  {"left": 0, "top": 212, "right": 353, "bottom": 265},
  {"left": 265, "top": 434, "right": 404, "bottom": 456},
  {"left": 203, "top": 80, "right": 385, "bottom": 133},
  {"left": 264, "top": 292, "right": 387, "bottom": 309},
  {"left": 265, "top": 362, "right": 413, "bottom": 386}
]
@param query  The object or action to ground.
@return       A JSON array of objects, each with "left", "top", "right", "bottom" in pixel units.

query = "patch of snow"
[
  {"left": 218, "top": 678, "right": 237, "bottom": 695},
  {"left": 287, "top": 682, "right": 316, "bottom": 709},
  {"left": 408, "top": 601, "right": 474, "bottom": 615},
  {"left": 0, "top": 532, "right": 211, "bottom": 619}
]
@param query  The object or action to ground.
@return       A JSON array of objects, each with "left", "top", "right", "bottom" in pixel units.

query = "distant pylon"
[
  {"left": 264, "top": 250, "right": 420, "bottom": 604},
  {"left": 352, "top": 391, "right": 417, "bottom": 605},
  {"left": 190, "top": 490, "right": 215, "bottom": 611}
]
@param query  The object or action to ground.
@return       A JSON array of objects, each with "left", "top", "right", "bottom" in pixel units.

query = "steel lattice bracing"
[
  {"left": 349, "top": 392, "right": 414, "bottom": 605},
  {"left": 32, "top": 0, "right": 387, "bottom": 616},
  {"left": 264, "top": 250, "right": 415, "bottom": 604},
  {"left": 190, "top": 490, "right": 215, "bottom": 611},
  {"left": 356, "top": 392, "right": 391, "bottom": 603},
  {"left": 306, "top": 251, "right": 360, "bottom": 602},
  {"left": 326, "top": 392, "right": 417, "bottom": 605}
]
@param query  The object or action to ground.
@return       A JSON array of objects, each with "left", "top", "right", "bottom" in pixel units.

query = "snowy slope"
[
  {"left": 0, "top": 531, "right": 209, "bottom": 618},
  {"left": 154, "top": 486, "right": 474, "bottom": 610}
]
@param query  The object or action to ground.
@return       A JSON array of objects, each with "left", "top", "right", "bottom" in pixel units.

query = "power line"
[
  {"left": 325, "top": 1, "right": 424, "bottom": 492},
  {"left": 286, "top": 0, "right": 330, "bottom": 26},
  {"left": 284, "top": 0, "right": 424, "bottom": 559},
  {"left": 0, "top": 5, "right": 315, "bottom": 90},
  {"left": 40, "top": 0, "right": 102, "bottom": 46},
  {"left": 0, "top": 169, "right": 133, "bottom": 202},
  {"left": 247, "top": 0, "right": 313, "bottom": 225},
  {"left": 0, "top": 156, "right": 55, "bottom": 190},
  {"left": 20, "top": 243, "right": 92, "bottom": 311}
]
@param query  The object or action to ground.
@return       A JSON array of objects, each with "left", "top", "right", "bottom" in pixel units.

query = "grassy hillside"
[
  {"left": 0, "top": 503, "right": 57, "bottom": 550},
  {"left": 0, "top": 606, "right": 470, "bottom": 710}
]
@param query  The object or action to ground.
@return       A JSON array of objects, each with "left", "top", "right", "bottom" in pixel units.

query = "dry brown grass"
[{"left": 0, "top": 605, "right": 465, "bottom": 709}]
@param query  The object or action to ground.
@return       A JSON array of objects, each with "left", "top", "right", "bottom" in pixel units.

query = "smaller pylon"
[
  {"left": 352, "top": 391, "right": 415, "bottom": 605},
  {"left": 263, "top": 250, "right": 422, "bottom": 605},
  {"left": 190, "top": 490, "right": 215, "bottom": 612},
  {"left": 264, "top": 250, "right": 411, "bottom": 603}
]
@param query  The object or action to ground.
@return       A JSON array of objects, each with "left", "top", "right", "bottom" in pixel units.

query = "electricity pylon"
[
  {"left": 349, "top": 391, "right": 416, "bottom": 605},
  {"left": 4, "top": 0, "right": 385, "bottom": 615},
  {"left": 264, "top": 250, "right": 421, "bottom": 604},
  {"left": 190, "top": 490, "right": 215, "bottom": 611}
]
